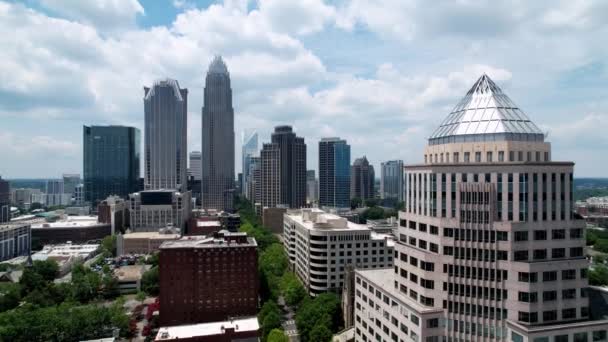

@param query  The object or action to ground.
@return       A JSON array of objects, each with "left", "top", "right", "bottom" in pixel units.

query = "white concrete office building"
[
  {"left": 283, "top": 208, "right": 394, "bottom": 296},
  {"left": 353, "top": 75, "right": 608, "bottom": 342}
]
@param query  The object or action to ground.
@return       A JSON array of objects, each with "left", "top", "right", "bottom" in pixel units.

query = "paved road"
[{"left": 278, "top": 296, "right": 300, "bottom": 342}]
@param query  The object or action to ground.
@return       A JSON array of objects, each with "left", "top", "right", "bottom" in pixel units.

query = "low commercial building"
[
  {"left": 31, "top": 216, "right": 110, "bottom": 246},
  {"left": 159, "top": 231, "right": 258, "bottom": 326},
  {"left": 155, "top": 316, "right": 259, "bottom": 342},
  {"left": 129, "top": 190, "right": 191, "bottom": 232},
  {"left": 188, "top": 220, "right": 222, "bottom": 236},
  {"left": 188, "top": 210, "right": 241, "bottom": 235},
  {"left": 283, "top": 208, "right": 394, "bottom": 296},
  {"left": 0, "top": 223, "right": 31, "bottom": 262},
  {"left": 32, "top": 243, "right": 99, "bottom": 276},
  {"left": 116, "top": 229, "right": 181, "bottom": 255}
]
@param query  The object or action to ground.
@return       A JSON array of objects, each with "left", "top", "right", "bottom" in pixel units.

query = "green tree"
[
  {"left": 29, "top": 202, "right": 44, "bottom": 211},
  {"left": 136, "top": 291, "right": 146, "bottom": 302},
  {"left": 361, "top": 206, "right": 385, "bottom": 221},
  {"left": 101, "top": 235, "right": 117, "bottom": 257},
  {"left": 32, "top": 259, "right": 59, "bottom": 282},
  {"left": 19, "top": 268, "right": 46, "bottom": 296},
  {"left": 142, "top": 266, "right": 159, "bottom": 296},
  {"left": 260, "top": 244, "right": 288, "bottom": 278},
  {"left": 364, "top": 198, "right": 378, "bottom": 207},
  {"left": 309, "top": 322, "right": 332, "bottom": 342},
  {"left": 296, "top": 293, "right": 342, "bottom": 342},
  {"left": 590, "top": 265, "right": 608, "bottom": 286},
  {"left": 280, "top": 273, "right": 306, "bottom": 307},
  {"left": 0, "top": 283, "right": 21, "bottom": 312},
  {"left": 261, "top": 311, "right": 282, "bottom": 341},
  {"left": 258, "top": 300, "right": 280, "bottom": 325},
  {"left": 267, "top": 328, "right": 289, "bottom": 342}
]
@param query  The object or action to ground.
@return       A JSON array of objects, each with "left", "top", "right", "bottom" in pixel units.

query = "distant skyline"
[{"left": 1, "top": 0, "right": 607, "bottom": 178}]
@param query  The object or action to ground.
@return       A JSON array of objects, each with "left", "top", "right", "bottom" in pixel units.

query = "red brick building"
[{"left": 159, "top": 231, "right": 258, "bottom": 326}]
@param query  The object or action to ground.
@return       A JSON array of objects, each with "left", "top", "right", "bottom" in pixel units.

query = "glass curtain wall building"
[
  {"left": 319, "top": 138, "right": 351, "bottom": 208},
  {"left": 83, "top": 125, "right": 140, "bottom": 206}
]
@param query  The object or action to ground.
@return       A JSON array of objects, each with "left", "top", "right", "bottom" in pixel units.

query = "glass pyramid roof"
[{"left": 428, "top": 75, "right": 544, "bottom": 145}]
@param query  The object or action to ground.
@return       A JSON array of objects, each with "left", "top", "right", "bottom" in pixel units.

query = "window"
[
  {"left": 552, "top": 248, "right": 565, "bottom": 258},
  {"left": 464, "top": 152, "right": 470, "bottom": 162},
  {"left": 562, "top": 269, "right": 576, "bottom": 280},
  {"left": 543, "top": 271, "right": 557, "bottom": 282},
  {"left": 454, "top": 152, "right": 459, "bottom": 163},
  {"left": 574, "top": 333, "right": 588, "bottom": 342},
  {"left": 509, "top": 151, "right": 515, "bottom": 162},
  {"left": 543, "top": 291, "right": 557, "bottom": 301},
  {"left": 543, "top": 310, "right": 557, "bottom": 321},
  {"left": 570, "top": 228, "right": 583, "bottom": 239},
  {"left": 552, "top": 229, "right": 566, "bottom": 239},
  {"left": 534, "top": 230, "right": 547, "bottom": 240},
  {"left": 514, "top": 231, "right": 528, "bottom": 241},
  {"left": 563, "top": 289, "right": 576, "bottom": 299},
  {"left": 430, "top": 225, "right": 438, "bottom": 235},
  {"left": 475, "top": 152, "right": 481, "bottom": 162},
  {"left": 519, "top": 272, "right": 537, "bottom": 283},
  {"left": 555, "top": 336, "right": 568, "bottom": 342},
  {"left": 426, "top": 318, "right": 439, "bottom": 328},
  {"left": 593, "top": 330, "right": 607, "bottom": 342},
  {"left": 410, "top": 314, "right": 419, "bottom": 326},
  {"left": 562, "top": 308, "right": 576, "bottom": 319},
  {"left": 518, "top": 311, "right": 538, "bottom": 323},
  {"left": 498, "top": 151, "right": 504, "bottom": 162},
  {"left": 518, "top": 292, "right": 538, "bottom": 303},
  {"left": 487, "top": 151, "right": 493, "bottom": 162},
  {"left": 514, "top": 250, "right": 529, "bottom": 261},
  {"left": 570, "top": 247, "right": 583, "bottom": 257},
  {"left": 533, "top": 249, "right": 547, "bottom": 260}
]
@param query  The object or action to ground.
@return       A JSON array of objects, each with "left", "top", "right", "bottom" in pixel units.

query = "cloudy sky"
[{"left": 1, "top": 0, "right": 607, "bottom": 179}]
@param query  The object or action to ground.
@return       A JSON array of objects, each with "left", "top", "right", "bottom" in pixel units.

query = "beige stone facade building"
[{"left": 354, "top": 75, "right": 608, "bottom": 342}]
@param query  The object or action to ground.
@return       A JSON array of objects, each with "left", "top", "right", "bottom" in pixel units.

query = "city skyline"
[{"left": 2, "top": 1, "right": 607, "bottom": 179}]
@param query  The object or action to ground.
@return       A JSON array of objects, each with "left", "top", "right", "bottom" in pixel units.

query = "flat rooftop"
[
  {"left": 356, "top": 268, "right": 443, "bottom": 314},
  {"left": 287, "top": 208, "right": 371, "bottom": 232},
  {"left": 155, "top": 316, "right": 258, "bottom": 340},
  {"left": 114, "top": 265, "right": 151, "bottom": 282},
  {"left": 31, "top": 216, "right": 107, "bottom": 229},
  {"left": 33, "top": 243, "right": 99, "bottom": 259},
  {"left": 197, "top": 221, "right": 221, "bottom": 227},
  {"left": 160, "top": 232, "right": 257, "bottom": 249},
  {"left": 122, "top": 232, "right": 181, "bottom": 240}
]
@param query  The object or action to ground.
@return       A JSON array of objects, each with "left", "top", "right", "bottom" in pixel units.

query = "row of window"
[
  {"left": 513, "top": 228, "right": 583, "bottom": 241},
  {"left": 518, "top": 269, "right": 586, "bottom": 282},
  {"left": 425, "top": 150, "right": 550, "bottom": 164},
  {"left": 518, "top": 307, "right": 587, "bottom": 323},
  {"left": 512, "top": 331, "right": 606, "bottom": 342},
  {"left": 444, "top": 264, "right": 508, "bottom": 282},
  {"left": 517, "top": 288, "right": 587, "bottom": 303},
  {"left": 445, "top": 300, "right": 508, "bottom": 319},
  {"left": 513, "top": 247, "right": 584, "bottom": 261},
  {"left": 444, "top": 282, "right": 507, "bottom": 301}
]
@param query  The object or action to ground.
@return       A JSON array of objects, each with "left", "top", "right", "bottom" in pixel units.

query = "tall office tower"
[
  {"left": 0, "top": 176, "right": 9, "bottom": 223},
  {"left": 246, "top": 157, "right": 261, "bottom": 204},
  {"left": 319, "top": 138, "right": 351, "bottom": 208},
  {"left": 62, "top": 174, "right": 80, "bottom": 198},
  {"left": 144, "top": 79, "right": 188, "bottom": 191},
  {"left": 189, "top": 151, "right": 202, "bottom": 181},
  {"left": 353, "top": 75, "right": 608, "bottom": 342},
  {"left": 202, "top": 56, "right": 235, "bottom": 211},
  {"left": 271, "top": 126, "right": 307, "bottom": 208},
  {"left": 260, "top": 143, "right": 281, "bottom": 208},
  {"left": 350, "top": 156, "right": 375, "bottom": 201},
  {"left": 242, "top": 131, "right": 258, "bottom": 196},
  {"left": 45, "top": 179, "right": 67, "bottom": 206},
  {"left": 380, "top": 160, "right": 404, "bottom": 201},
  {"left": 306, "top": 170, "right": 318, "bottom": 204},
  {"left": 83, "top": 125, "right": 141, "bottom": 205}
]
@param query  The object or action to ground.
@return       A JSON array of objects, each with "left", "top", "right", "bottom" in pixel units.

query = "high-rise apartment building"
[
  {"left": 260, "top": 143, "right": 281, "bottom": 208},
  {"left": 144, "top": 79, "right": 188, "bottom": 191},
  {"left": 242, "top": 131, "right": 258, "bottom": 196},
  {"left": 83, "top": 125, "right": 141, "bottom": 205},
  {"left": 283, "top": 208, "right": 394, "bottom": 295},
  {"left": 0, "top": 177, "right": 9, "bottom": 223},
  {"left": 271, "top": 126, "right": 306, "bottom": 208},
  {"left": 351, "top": 156, "right": 375, "bottom": 201},
  {"left": 353, "top": 75, "right": 608, "bottom": 342},
  {"left": 202, "top": 56, "right": 235, "bottom": 211},
  {"left": 380, "top": 160, "right": 404, "bottom": 202},
  {"left": 306, "top": 170, "right": 318, "bottom": 204},
  {"left": 319, "top": 138, "right": 351, "bottom": 208},
  {"left": 159, "top": 231, "right": 258, "bottom": 326},
  {"left": 189, "top": 151, "right": 202, "bottom": 181}
]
